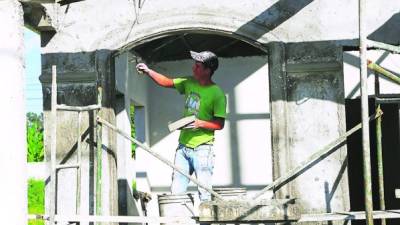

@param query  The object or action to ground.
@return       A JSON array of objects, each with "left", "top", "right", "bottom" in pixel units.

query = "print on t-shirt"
[{"left": 185, "top": 92, "right": 200, "bottom": 116}]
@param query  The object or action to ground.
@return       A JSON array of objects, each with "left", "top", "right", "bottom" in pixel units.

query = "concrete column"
[
  {"left": 0, "top": 1, "right": 27, "bottom": 224},
  {"left": 268, "top": 42, "right": 292, "bottom": 198},
  {"left": 269, "top": 41, "right": 350, "bottom": 224},
  {"left": 40, "top": 50, "right": 118, "bottom": 224}
]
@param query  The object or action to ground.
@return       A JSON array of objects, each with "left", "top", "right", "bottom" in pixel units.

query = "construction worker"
[{"left": 136, "top": 50, "right": 227, "bottom": 201}]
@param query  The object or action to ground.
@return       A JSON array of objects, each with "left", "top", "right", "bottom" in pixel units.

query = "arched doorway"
[{"left": 113, "top": 30, "right": 272, "bottom": 216}]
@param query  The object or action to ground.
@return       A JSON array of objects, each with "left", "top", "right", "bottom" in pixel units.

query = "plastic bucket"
[
  {"left": 212, "top": 187, "right": 247, "bottom": 200},
  {"left": 158, "top": 193, "right": 195, "bottom": 225}
]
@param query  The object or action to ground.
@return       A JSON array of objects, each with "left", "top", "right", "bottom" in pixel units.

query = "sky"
[{"left": 24, "top": 28, "right": 42, "bottom": 114}]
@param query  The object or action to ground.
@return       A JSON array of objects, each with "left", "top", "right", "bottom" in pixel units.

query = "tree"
[{"left": 27, "top": 112, "right": 44, "bottom": 162}]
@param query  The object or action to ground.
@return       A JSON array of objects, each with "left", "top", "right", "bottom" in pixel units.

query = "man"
[{"left": 136, "top": 50, "right": 227, "bottom": 201}]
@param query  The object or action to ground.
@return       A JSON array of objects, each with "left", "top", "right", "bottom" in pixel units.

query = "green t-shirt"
[{"left": 173, "top": 77, "right": 227, "bottom": 148}]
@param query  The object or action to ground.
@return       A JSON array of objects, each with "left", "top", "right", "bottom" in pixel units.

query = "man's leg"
[
  {"left": 193, "top": 144, "right": 215, "bottom": 201},
  {"left": 171, "top": 145, "right": 191, "bottom": 194}
]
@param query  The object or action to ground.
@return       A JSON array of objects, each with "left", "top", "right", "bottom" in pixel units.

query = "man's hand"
[
  {"left": 136, "top": 63, "right": 150, "bottom": 74},
  {"left": 134, "top": 63, "right": 174, "bottom": 87}
]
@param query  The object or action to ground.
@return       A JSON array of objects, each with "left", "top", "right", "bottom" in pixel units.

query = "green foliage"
[
  {"left": 27, "top": 112, "right": 44, "bottom": 162},
  {"left": 28, "top": 179, "right": 45, "bottom": 225},
  {"left": 29, "top": 220, "right": 44, "bottom": 225},
  {"left": 130, "top": 105, "right": 136, "bottom": 158},
  {"left": 132, "top": 179, "right": 137, "bottom": 192}
]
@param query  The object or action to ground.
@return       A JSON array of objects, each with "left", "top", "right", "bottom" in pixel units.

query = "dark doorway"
[{"left": 346, "top": 98, "right": 400, "bottom": 225}]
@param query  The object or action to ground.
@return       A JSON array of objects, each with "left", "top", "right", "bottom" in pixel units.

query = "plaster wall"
[
  {"left": 41, "top": 0, "right": 400, "bottom": 53},
  {"left": 115, "top": 53, "right": 149, "bottom": 106},
  {"left": 269, "top": 42, "right": 350, "bottom": 222},
  {"left": 0, "top": 1, "right": 27, "bottom": 224}
]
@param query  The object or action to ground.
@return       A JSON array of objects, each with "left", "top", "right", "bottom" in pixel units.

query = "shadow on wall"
[
  {"left": 343, "top": 50, "right": 400, "bottom": 99},
  {"left": 368, "top": 12, "right": 400, "bottom": 46},
  {"left": 40, "top": 50, "right": 115, "bottom": 110},
  {"left": 235, "top": 0, "right": 314, "bottom": 40}
]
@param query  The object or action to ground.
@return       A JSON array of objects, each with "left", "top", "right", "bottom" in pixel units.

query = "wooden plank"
[
  {"left": 50, "top": 65, "right": 57, "bottom": 225},
  {"left": 34, "top": 215, "right": 196, "bottom": 223},
  {"left": 27, "top": 210, "right": 400, "bottom": 223},
  {"left": 367, "top": 40, "right": 400, "bottom": 54},
  {"left": 299, "top": 210, "right": 400, "bottom": 222},
  {"left": 57, "top": 104, "right": 101, "bottom": 112},
  {"left": 55, "top": 164, "right": 79, "bottom": 170}
]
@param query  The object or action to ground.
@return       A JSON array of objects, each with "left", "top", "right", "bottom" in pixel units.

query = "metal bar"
[
  {"left": 375, "top": 105, "right": 386, "bottom": 225},
  {"left": 96, "top": 120, "right": 102, "bottom": 224},
  {"left": 214, "top": 40, "right": 239, "bottom": 53},
  {"left": 55, "top": 164, "right": 79, "bottom": 170},
  {"left": 375, "top": 97, "right": 400, "bottom": 104},
  {"left": 95, "top": 87, "right": 103, "bottom": 222},
  {"left": 252, "top": 112, "right": 383, "bottom": 201},
  {"left": 27, "top": 209, "right": 400, "bottom": 223},
  {"left": 96, "top": 117, "right": 225, "bottom": 201},
  {"left": 50, "top": 65, "right": 57, "bottom": 225},
  {"left": 31, "top": 215, "right": 196, "bottom": 223},
  {"left": 57, "top": 104, "right": 101, "bottom": 112},
  {"left": 359, "top": 0, "right": 374, "bottom": 223},
  {"left": 180, "top": 35, "right": 192, "bottom": 51},
  {"left": 151, "top": 34, "right": 187, "bottom": 54},
  {"left": 18, "top": 0, "right": 55, "bottom": 3},
  {"left": 299, "top": 210, "right": 400, "bottom": 222},
  {"left": 76, "top": 111, "right": 82, "bottom": 216},
  {"left": 367, "top": 40, "right": 400, "bottom": 54},
  {"left": 367, "top": 60, "right": 400, "bottom": 85}
]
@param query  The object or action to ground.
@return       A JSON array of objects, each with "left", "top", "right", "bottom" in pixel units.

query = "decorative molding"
[
  {"left": 39, "top": 72, "right": 97, "bottom": 84},
  {"left": 286, "top": 62, "right": 341, "bottom": 73}
]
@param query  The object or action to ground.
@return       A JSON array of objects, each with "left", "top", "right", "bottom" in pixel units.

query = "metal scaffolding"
[
  {"left": 35, "top": 54, "right": 400, "bottom": 225},
  {"left": 30, "top": 8, "right": 400, "bottom": 222}
]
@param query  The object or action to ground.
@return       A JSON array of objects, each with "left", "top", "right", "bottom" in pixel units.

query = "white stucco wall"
[
  {"left": 0, "top": 1, "right": 27, "bottom": 224},
  {"left": 344, "top": 50, "right": 400, "bottom": 99},
  {"left": 41, "top": 0, "right": 400, "bottom": 53}
]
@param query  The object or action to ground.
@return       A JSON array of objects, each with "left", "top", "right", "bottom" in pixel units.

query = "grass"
[{"left": 28, "top": 179, "right": 45, "bottom": 225}]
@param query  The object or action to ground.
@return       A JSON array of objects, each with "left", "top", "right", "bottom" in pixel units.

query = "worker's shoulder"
[{"left": 210, "top": 84, "right": 225, "bottom": 96}]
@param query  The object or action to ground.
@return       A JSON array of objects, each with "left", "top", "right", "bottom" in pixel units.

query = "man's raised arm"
[{"left": 136, "top": 63, "right": 174, "bottom": 88}]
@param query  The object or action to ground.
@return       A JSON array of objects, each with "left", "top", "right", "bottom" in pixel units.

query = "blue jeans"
[{"left": 171, "top": 144, "right": 215, "bottom": 201}]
